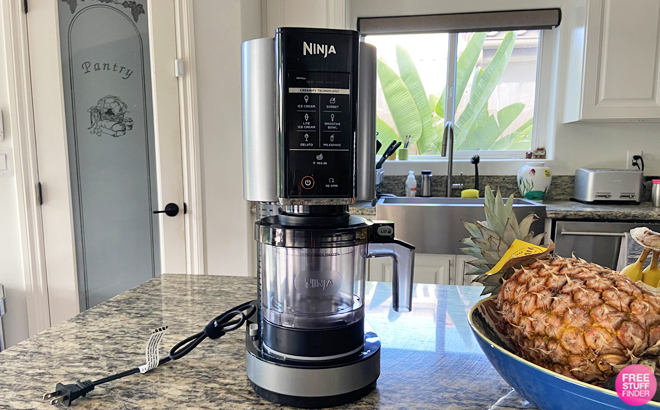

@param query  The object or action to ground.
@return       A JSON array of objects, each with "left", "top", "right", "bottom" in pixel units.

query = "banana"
[
  {"left": 622, "top": 248, "right": 651, "bottom": 282},
  {"left": 642, "top": 251, "right": 660, "bottom": 287}
]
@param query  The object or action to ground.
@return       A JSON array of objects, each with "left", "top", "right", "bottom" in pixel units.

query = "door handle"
[
  {"left": 448, "top": 258, "right": 452, "bottom": 286},
  {"left": 559, "top": 231, "right": 625, "bottom": 237},
  {"left": 153, "top": 203, "right": 179, "bottom": 217}
]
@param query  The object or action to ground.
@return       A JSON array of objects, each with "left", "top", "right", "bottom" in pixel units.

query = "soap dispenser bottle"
[{"left": 405, "top": 171, "right": 417, "bottom": 197}]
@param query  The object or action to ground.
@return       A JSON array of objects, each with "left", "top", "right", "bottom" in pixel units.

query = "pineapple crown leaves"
[{"left": 460, "top": 185, "right": 545, "bottom": 295}]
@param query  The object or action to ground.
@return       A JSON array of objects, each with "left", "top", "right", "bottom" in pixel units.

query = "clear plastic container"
[
  {"left": 405, "top": 170, "right": 417, "bottom": 197},
  {"left": 260, "top": 243, "right": 367, "bottom": 330}
]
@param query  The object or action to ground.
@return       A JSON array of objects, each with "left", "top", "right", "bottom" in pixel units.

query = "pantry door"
[{"left": 26, "top": 0, "right": 186, "bottom": 322}]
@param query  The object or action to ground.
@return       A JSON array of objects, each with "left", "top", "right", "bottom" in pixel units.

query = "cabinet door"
[
  {"left": 582, "top": 0, "right": 660, "bottom": 120},
  {"left": 415, "top": 254, "right": 452, "bottom": 285},
  {"left": 368, "top": 253, "right": 452, "bottom": 285}
]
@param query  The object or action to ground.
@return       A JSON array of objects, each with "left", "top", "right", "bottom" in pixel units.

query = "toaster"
[{"left": 573, "top": 168, "right": 643, "bottom": 203}]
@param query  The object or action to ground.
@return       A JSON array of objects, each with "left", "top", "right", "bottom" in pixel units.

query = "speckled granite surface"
[
  {"left": 378, "top": 175, "right": 575, "bottom": 200},
  {"left": 542, "top": 200, "right": 660, "bottom": 221},
  {"left": 0, "top": 275, "right": 527, "bottom": 409},
  {"left": 351, "top": 199, "right": 660, "bottom": 221},
  {"left": 378, "top": 174, "right": 659, "bottom": 202}
]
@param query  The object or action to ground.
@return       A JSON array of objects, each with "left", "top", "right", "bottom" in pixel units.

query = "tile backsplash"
[{"left": 378, "top": 174, "right": 658, "bottom": 202}]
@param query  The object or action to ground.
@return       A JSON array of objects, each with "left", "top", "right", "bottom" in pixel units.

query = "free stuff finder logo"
[{"left": 616, "top": 364, "right": 657, "bottom": 406}]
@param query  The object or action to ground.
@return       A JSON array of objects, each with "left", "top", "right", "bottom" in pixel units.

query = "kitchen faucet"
[{"left": 441, "top": 121, "right": 463, "bottom": 197}]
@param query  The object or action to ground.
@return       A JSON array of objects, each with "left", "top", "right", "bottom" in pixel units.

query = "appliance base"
[
  {"left": 249, "top": 380, "right": 377, "bottom": 409},
  {"left": 245, "top": 325, "right": 381, "bottom": 408}
]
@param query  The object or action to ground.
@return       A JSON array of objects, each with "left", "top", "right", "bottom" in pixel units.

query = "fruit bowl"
[{"left": 469, "top": 296, "right": 660, "bottom": 410}]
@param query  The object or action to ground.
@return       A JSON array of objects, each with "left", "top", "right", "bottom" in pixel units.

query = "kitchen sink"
[{"left": 375, "top": 197, "right": 546, "bottom": 254}]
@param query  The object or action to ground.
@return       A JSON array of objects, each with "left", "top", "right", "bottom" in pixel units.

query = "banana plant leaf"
[
  {"left": 395, "top": 45, "right": 440, "bottom": 154},
  {"left": 457, "top": 111, "right": 496, "bottom": 151},
  {"left": 497, "top": 103, "right": 525, "bottom": 132},
  {"left": 376, "top": 117, "right": 399, "bottom": 155},
  {"left": 433, "top": 122, "right": 445, "bottom": 148},
  {"left": 375, "top": 32, "right": 531, "bottom": 155},
  {"left": 489, "top": 117, "right": 533, "bottom": 151},
  {"left": 470, "top": 67, "right": 484, "bottom": 98},
  {"left": 435, "top": 33, "right": 486, "bottom": 118},
  {"left": 454, "top": 32, "right": 516, "bottom": 148},
  {"left": 376, "top": 58, "right": 423, "bottom": 146},
  {"left": 428, "top": 94, "right": 439, "bottom": 117},
  {"left": 457, "top": 102, "right": 524, "bottom": 151}
]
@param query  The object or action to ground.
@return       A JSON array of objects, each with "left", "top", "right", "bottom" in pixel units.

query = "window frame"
[{"left": 364, "top": 28, "right": 546, "bottom": 161}]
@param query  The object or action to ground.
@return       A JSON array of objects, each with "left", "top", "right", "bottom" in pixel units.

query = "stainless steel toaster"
[{"left": 573, "top": 168, "right": 643, "bottom": 203}]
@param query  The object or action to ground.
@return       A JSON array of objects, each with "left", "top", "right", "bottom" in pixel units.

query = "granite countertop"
[
  {"left": 541, "top": 200, "right": 660, "bottom": 221},
  {"left": 350, "top": 199, "right": 660, "bottom": 221},
  {"left": 0, "top": 274, "right": 533, "bottom": 410}
]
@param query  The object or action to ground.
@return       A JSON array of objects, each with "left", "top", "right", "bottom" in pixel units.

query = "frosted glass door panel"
[{"left": 58, "top": 1, "right": 159, "bottom": 309}]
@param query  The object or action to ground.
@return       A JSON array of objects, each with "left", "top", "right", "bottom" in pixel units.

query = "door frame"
[
  {"left": 174, "top": 0, "right": 204, "bottom": 276},
  {"left": 0, "top": 0, "right": 52, "bottom": 335},
  {"left": 6, "top": 0, "right": 203, "bottom": 333}
]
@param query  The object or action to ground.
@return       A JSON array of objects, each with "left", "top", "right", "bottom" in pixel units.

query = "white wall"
[
  {"left": 262, "top": 0, "right": 346, "bottom": 33},
  {"left": 0, "top": 4, "right": 29, "bottom": 347},
  {"left": 194, "top": 0, "right": 262, "bottom": 276},
  {"left": 193, "top": 0, "right": 348, "bottom": 277},
  {"left": 349, "top": 0, "right": 660, "bottom": 176}
]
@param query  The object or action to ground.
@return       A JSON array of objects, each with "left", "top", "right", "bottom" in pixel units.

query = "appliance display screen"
[{"left": 285, "top": 71, "right": 353, "bottom": 198}]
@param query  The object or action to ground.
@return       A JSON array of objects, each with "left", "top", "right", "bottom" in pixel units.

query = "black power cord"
[
  {"left": 632, "top": 155, "right": 645, "bottom": 172},
  {"left": 43, "top": 301, "right": 256, "bottom": 406}
]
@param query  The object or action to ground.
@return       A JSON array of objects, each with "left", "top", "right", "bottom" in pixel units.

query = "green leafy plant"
[{"left": 376, "top": 32, "right": 533, "bottom": 155}]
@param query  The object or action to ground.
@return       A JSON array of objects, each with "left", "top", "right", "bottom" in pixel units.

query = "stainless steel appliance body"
[
  {"left": 553, "top": 221, "right": 660, "bottom": 269},
  {"left": 652, "top": 180, "right": 660, "bottom": 207},
  {"left": 573, "top": 168, "right": 643, "bottom": 203},
  {"left": 242, "top": 28, "right": 415, "bottom": 408},
  {"left": 242, "top": 30, "right": 377, "bottom": 204}
]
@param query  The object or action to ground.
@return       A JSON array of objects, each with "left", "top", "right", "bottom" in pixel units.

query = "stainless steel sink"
[{"left": 375, "top": 197, "right": 546, "bottom": 254}]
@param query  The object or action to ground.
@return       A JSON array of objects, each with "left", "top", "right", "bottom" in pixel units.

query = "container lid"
[
  {"left": 256, "top": 215, "right": 371, "bottom": 248},
  {"left": 422, "top": 170, "right": 432, "bottom": 175},
  {"left": 653, "top": 179, "right": 660, "bottom": 184}
]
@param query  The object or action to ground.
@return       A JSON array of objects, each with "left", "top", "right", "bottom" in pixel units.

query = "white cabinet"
[
  {"left": 564, "top": 0, "right": 660, "bottom": 122},
  {"left": 368, "top": 253, "right": 483, "bottom": 286},
  {"left": 412, "top": 254, "right": 452, "bottom": 284}
]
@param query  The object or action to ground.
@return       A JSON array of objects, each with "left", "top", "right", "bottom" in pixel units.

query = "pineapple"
[
  {"left": 460, "top": 186, "right": 544, "bottom": 295},
  {"left": 498, "top": 256, "right": 660, "bottom": 383},
  {"left": 464, "top": 188, "right": 660, "bottom": 384}
]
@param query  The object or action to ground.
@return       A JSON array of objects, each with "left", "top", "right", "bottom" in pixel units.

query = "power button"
[{"left": 301, "top": 176, "right": 315, "bottom": 190}]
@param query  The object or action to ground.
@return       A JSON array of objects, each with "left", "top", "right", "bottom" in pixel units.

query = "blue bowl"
[{"left": 468, "top": 297, "right": 660, "bottom": 410}]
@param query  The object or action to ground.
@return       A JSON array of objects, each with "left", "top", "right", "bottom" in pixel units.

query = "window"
[{"left": 365, "top": 30, "right": 540, "bottom": 157}]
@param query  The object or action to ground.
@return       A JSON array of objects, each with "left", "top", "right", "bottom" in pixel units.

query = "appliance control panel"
[{"left": 276, "top": 28, "right": 359, "bottom": 200}]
